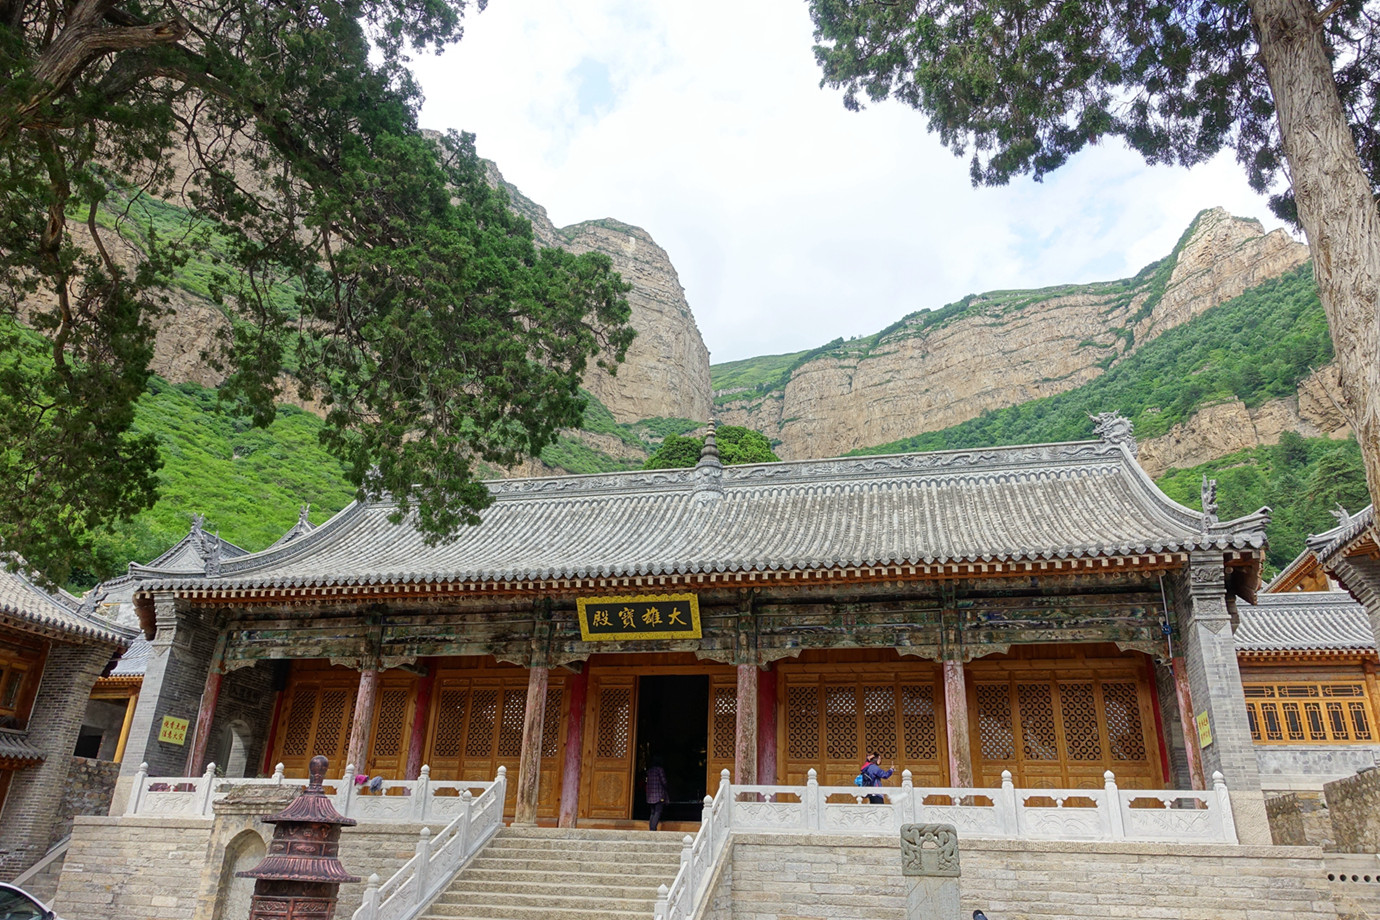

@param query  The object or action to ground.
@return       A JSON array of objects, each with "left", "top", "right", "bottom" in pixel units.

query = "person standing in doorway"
[
  {"left": 860, "top": 752, "right": 893, "bottom": 804},
  {"left": 646, "top": 755, "right": 669, "bottom": 830}
]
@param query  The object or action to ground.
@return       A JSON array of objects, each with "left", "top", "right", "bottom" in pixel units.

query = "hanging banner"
[{"left": 577, "top": 594, "right": 701, "bottom": 641}]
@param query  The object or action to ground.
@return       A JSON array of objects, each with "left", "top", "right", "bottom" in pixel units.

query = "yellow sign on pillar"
[
  {"left": 1195, "top": 711, "right": 1213, "bottom": 749},
  {"left": 158, "top": 715, "right": 189, "bottom": 746}
]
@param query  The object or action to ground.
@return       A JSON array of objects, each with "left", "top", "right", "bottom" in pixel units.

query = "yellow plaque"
[
  {"left": 158, "top": 715, "right": 189, "bottom": 746},
  {"left": 1195, "top": 711, "right": 1213, "bottom": 749},
  {"left": 577, "top": 594, "right": 701, "bottom": 641}
]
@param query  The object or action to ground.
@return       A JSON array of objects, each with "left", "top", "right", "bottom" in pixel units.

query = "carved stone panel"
[{"left": 900, "top": 823, "right": 960, "bottom": 878}]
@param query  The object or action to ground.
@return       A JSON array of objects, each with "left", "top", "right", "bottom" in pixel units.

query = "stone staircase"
[{"left": 421, "top": 825, "right": 686, "bottom": 920}]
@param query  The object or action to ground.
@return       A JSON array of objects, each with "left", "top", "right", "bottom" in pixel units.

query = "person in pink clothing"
[{"left": 645, "top": 756, "right": 669, "bottom": 830}]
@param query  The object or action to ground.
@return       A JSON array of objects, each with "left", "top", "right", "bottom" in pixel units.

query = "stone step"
[
  {"left": 466, "top": 855, "right": 676, "bottom": 877},
  {"left": 440, "top": 881, "right": 660, "bottom": 904},
  {"left": 484, "top": 835, "right": 685, "bottom": 853},
  {"left": 423, "top": 904, "right": 652, "bottom": 920},
  {"left": 498, "top": 826, "right": 688, "bottom": 841},
  {"left": 460, "top": 866, "right": 676, "bottom": 882},
  {"left": 432, "top": 889, "right": 657, "bottom": 911}
]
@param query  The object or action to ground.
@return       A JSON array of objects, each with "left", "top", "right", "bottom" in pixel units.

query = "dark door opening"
[{"left": 633, "top": 675, "right": 709, "bottom": 825}]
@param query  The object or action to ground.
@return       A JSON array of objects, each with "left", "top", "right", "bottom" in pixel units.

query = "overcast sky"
[{"left": 412, "top": 0, "right": 1292, "bottom": 366}]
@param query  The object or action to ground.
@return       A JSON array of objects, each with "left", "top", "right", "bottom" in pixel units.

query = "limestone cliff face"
[
  {"left": 716, "top": 208, "right": 1310, "bottom": 461},
  {"left": 490, "top": 166, "right": 712, "bottom": 426}
]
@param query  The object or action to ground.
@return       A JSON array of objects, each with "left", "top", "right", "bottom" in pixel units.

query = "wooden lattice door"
[
  {"left": 581, "top": 674, "right": 637, "bottom": 820},
  {"left": 272, "top": 666, "right": 359, "bottom": 778},
  {"left": 364, "top": 675, "right": 417, "bottom": 778},
  {"left": 970, "top": 669, "right": 1161, "bottom": 790},
  {"left": 779, "top": 666, "right": 947, "bottom": 787},
  {"left": 705, "top": 675, "right": 737, "bottom": 788}
]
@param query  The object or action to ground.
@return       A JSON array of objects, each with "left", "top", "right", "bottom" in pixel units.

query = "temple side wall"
[
  {"left": 701, "top": 834, "right": 1339, "bottom": 920},
  {"left": 1325, "top": 768, "right": 1380, "bottom": 853},
  {"left": 1257, "top": 746, "right": 1380, "bottom": 791}
]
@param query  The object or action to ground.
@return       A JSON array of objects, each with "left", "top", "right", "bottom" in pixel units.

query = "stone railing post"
[
  {"left": 457, "top": 790, "right": 473, "bottom": 857},
  {"left": 680, "top": 834, "right": 695, "bottom": 901},
  {"left": 998, "top": 770, "right": 1019, "bottom": 837},
  {"left": 654, "top": 883, "right": 669, "bottom": 920},
  {"left": 198, "top": 762, "right": 217, "bottom": 816},
  {"left": 1104, "top": 771, "right": 1125, "bottom": 840},
  {"left": 1213, "top": 772, "right": 1238, "bottom": 844},
  {"left": 700, "top": 795, "right": 714, "bottom": 845},
  {"left": 358, "top": 873, "right": 380, "bottom": 920},
  {"left": 413, "top": 765, "right": 431, "bottom": 821},
  {"left": 414, "top": 826, "right": 432, "bottom": 903},
  {"left": 718, "top": 768, "right": 732, "bottom": 843},
  {"left": 272, "top": 763, "right": 285, "bottom": 784},
  {"left": 340, "top": 762, "right": 356, "bottom": 818},
  {"left": 806, "top": 768, "right": 821, "bottom": 830},
  {"left": 901, "top": 769, "right": 915, "bottom": 825},
  {"left": 126, "top": 762, "right": 149, "bottom": 815}
]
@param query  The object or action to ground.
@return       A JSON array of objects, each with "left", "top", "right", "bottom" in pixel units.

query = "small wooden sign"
[
  {"left": 158, "top": 715, "right": 189, "bottom": 746},
  {"left": 1195, "top": 711, "right": 1213, "bottom": 749},
  {"left": 577, "top": 594, "right": 701, "bottom": 641}
]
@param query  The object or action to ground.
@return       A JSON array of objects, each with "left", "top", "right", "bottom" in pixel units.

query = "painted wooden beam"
[
  {"left": 734, "top": 663, "right": 758, "bottom": 785},
  {"left": 514, "top": 666, "right": 550, "bottom": 826},
  {"left": 942, "top": 660, "right": 973, "bottom": 788}
]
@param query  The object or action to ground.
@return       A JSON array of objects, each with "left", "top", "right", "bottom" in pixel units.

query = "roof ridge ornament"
[
  {"left": 693, "top": 420, "right": 724, "bottom": 502},
  {"left": 1331, "top": 503, "right": 1351, "bottom": 527},
  {"left": 190, "top": 512, "right": 223, "bottom": 576},
  {"left": 1201, "top": 475, "right": 1219, "bottom": 531},
  {"left": 1089, "top": 411, "right": 1138, "bottom": 458}
]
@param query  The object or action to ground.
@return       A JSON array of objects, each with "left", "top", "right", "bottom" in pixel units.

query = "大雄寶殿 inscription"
[{"left": 577, "top": 594, "right": 701, "bottom": 641}]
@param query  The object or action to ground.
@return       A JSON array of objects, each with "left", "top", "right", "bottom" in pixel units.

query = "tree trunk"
[{"left": 1249, "top": 0, "right": 1380, "bottom": 518}]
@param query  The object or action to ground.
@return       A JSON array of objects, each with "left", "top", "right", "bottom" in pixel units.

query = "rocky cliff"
[{"left": 715, "top": 208, "right": 1316, "bottom": 461}]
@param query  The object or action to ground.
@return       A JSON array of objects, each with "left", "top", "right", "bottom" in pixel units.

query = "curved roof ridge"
[{"left": 217, "top": 500, "right": 369, "bottom": 577}]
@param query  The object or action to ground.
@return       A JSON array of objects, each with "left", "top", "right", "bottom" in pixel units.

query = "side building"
[{"left": 113, "top": 424, "right": 1278, "bottom": 841}]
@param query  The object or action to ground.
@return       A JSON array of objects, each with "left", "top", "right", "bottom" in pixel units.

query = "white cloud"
[{"left": 414, "top": 0, "right": 1292, "bottom": 364}]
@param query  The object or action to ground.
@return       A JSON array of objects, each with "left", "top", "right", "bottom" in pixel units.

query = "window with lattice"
[
  {"left": 540, "top": 688, "right": 563, "bottom": 758},
  {"left": 371, "top": 689, "right": 410, "bottom": 757},
  {"left": 1243, "top": 681, "right": 1376, "bottom": 744},
  {"left": 712, "top": 687, "right": 736, "bottom": 760},
  {"left": 596, "top": 687, "right": 631, "bottom": 758}
]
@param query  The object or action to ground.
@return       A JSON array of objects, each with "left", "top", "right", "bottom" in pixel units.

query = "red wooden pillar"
[
  {"left": 1172, "top": 657, "right": 1207, "bottom": 790},
  {"left": 734, "top": 663, "right": 758, "bottom": 785},
  {"left": 344, "top": 668, "right": 380, "bottom": 773},
  {"left": 405, "top": 663, "right": 435, "bottom": 780},
  {"left": 756, "top": 664, "right": 777, "bottom": 785},
  {"left": 942, "top": 659, "right": 973, "bottom": 788},
  {"left": 187, "top": 635, "right": 227, "bottom": 775},
  {"left": 514, "top": 666, "right": 550, "bottom": 825},
  {"left": 558, "top": 667, "right": 589, "bottom": 827}
]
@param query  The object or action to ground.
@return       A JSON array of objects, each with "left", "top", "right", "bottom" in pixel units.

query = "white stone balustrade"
[{"left": 123, "top": 760, "right": 500, "bottom": 824}]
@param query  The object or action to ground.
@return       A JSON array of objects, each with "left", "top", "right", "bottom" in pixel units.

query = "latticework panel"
[
  {"left": 466, "top": 689, "right": 498, "bottom": 757},
  {"left": 1244, "top": 681, "right": 1376, "bottom": 743},
  {"left": 1058, "top": 682, "right": 1101, "bottom": 762},
  {"left": 863, "top": 685, "right": 897, "bottom": 761},
  {"left": 786, "top": 685, "right": 819, "bottom": 760},
  {"left": 497, "top": 688, "right": 526, "bottom": 758},
  {"left": 281, "top": 687, "right": 316, "bottom": 758},
  {"left": 901, "top": 684, "right": 938, "bottom": 760},
  {"left": 372, "top": 689, "right": 410, "bottom": 757},
  {"left": 976, "top": 684, "right": 1014, "bottom": 760},
  {"left": 1101, "top": 681, "right": 1146, "bottom": 760},
  {"left": 1016, "top": 683, "right": 1057, "bottom": 761},
  {"left": 712, "top": 687, "right": 736, "bottom": 760},
  {"left": 540, "top": 688, "right": 563, "bottom": 758},
  {"left": 313, "top": 689, "right": 352, "bottom": 758},
  {"left": 596, "top": 687, "right": 631, "bottom": 758},
  {"left": 433, "top": 689, "right": 467, "bottom": 758},
  {"left": 824, "top": 686, "right": 856, "bottom": 760}
]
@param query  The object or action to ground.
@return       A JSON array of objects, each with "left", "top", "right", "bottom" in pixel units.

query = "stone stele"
[{"left": 900, "top": 823, "right": 961, "bottom": 920}]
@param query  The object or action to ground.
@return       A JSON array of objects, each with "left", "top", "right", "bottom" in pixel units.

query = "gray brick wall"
[
  {"left": 0, "top": 641, "right": 111, "bottom": 879},
  {"left": 120, "top": 596, "right": 219, "bottom": 778}
]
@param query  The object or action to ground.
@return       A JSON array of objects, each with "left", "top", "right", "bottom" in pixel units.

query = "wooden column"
[
  {"left": 344, "top": 667, "right": 380, "bottom": 773},
  {"left": 734, "top": 663, "right": 758, "bottom": 785},
  {"left": 1171, "top": 656, "right": 1206, "bottom": 790},
  {"left": 187, "top": 635, "right": 227, "bottom": 775},
  {"left": 113, "top": 690, "right": 139, "bottom": 764},
  {"left": 942, "top": 659, "right": 973, "bottom": 788},
  {"left": 558, "top": 667, "right": 589, "bottom": 828},
  {"left": 405, "top": 664, "right": 435, "bottom": 780},
  {"left": 756, "top": 664, "right": 777, "bottom": 785},
  {"left": 514, "top": 665, "right": 550, "bottom": 826}
]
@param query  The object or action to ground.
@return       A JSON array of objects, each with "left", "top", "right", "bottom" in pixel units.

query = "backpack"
[{"left": 854, "top": 768, "right": 867, "bottom": 787}]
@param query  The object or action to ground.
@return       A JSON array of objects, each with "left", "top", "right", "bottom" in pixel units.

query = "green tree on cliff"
[
  {"left": 0, "top": 0, "right": 634, "bottom": 581},
  {"left": 644, "top": 426, "right": 779, "bottom": 470},
  {"left": 810, "top": 0, "right": 1380, "bottom": 511}
]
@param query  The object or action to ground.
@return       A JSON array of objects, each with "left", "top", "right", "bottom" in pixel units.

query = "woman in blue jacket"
[{"left": 860, "top": 752, "right": 893, "bottom": 804}]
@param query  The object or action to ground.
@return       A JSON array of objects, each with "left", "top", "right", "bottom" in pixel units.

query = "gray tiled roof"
[
  {"left": 1307, "top": 505, "right": 1376, "bottom": 565},
  {"left": 0, "top": 566, "right": 134, "bottom": 645},
  {"left": 1235, "top": 590, "right": 1377, "bottom": 652},
  {"left": 139, "top": 440, "right": 1268, "bottom": 593},
  {"left": 0, "top": 728, "right": 44, "bottom": 766}
]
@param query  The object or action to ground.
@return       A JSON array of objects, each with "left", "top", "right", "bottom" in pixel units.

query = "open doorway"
[{"left": 632, "top": 675, "right": 708, "bottom": 825}]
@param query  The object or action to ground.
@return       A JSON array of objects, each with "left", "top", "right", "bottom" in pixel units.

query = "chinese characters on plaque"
[
  {"left": 158, "top": 715, "right": 189, "bottom": 745},
  {"left": 577, "top": 594, "right": 702, "bottom": 641}
]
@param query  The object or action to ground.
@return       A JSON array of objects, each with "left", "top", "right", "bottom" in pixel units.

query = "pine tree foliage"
[{"left": 0, "top": 0, "right": 634, "bottom": 581}]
